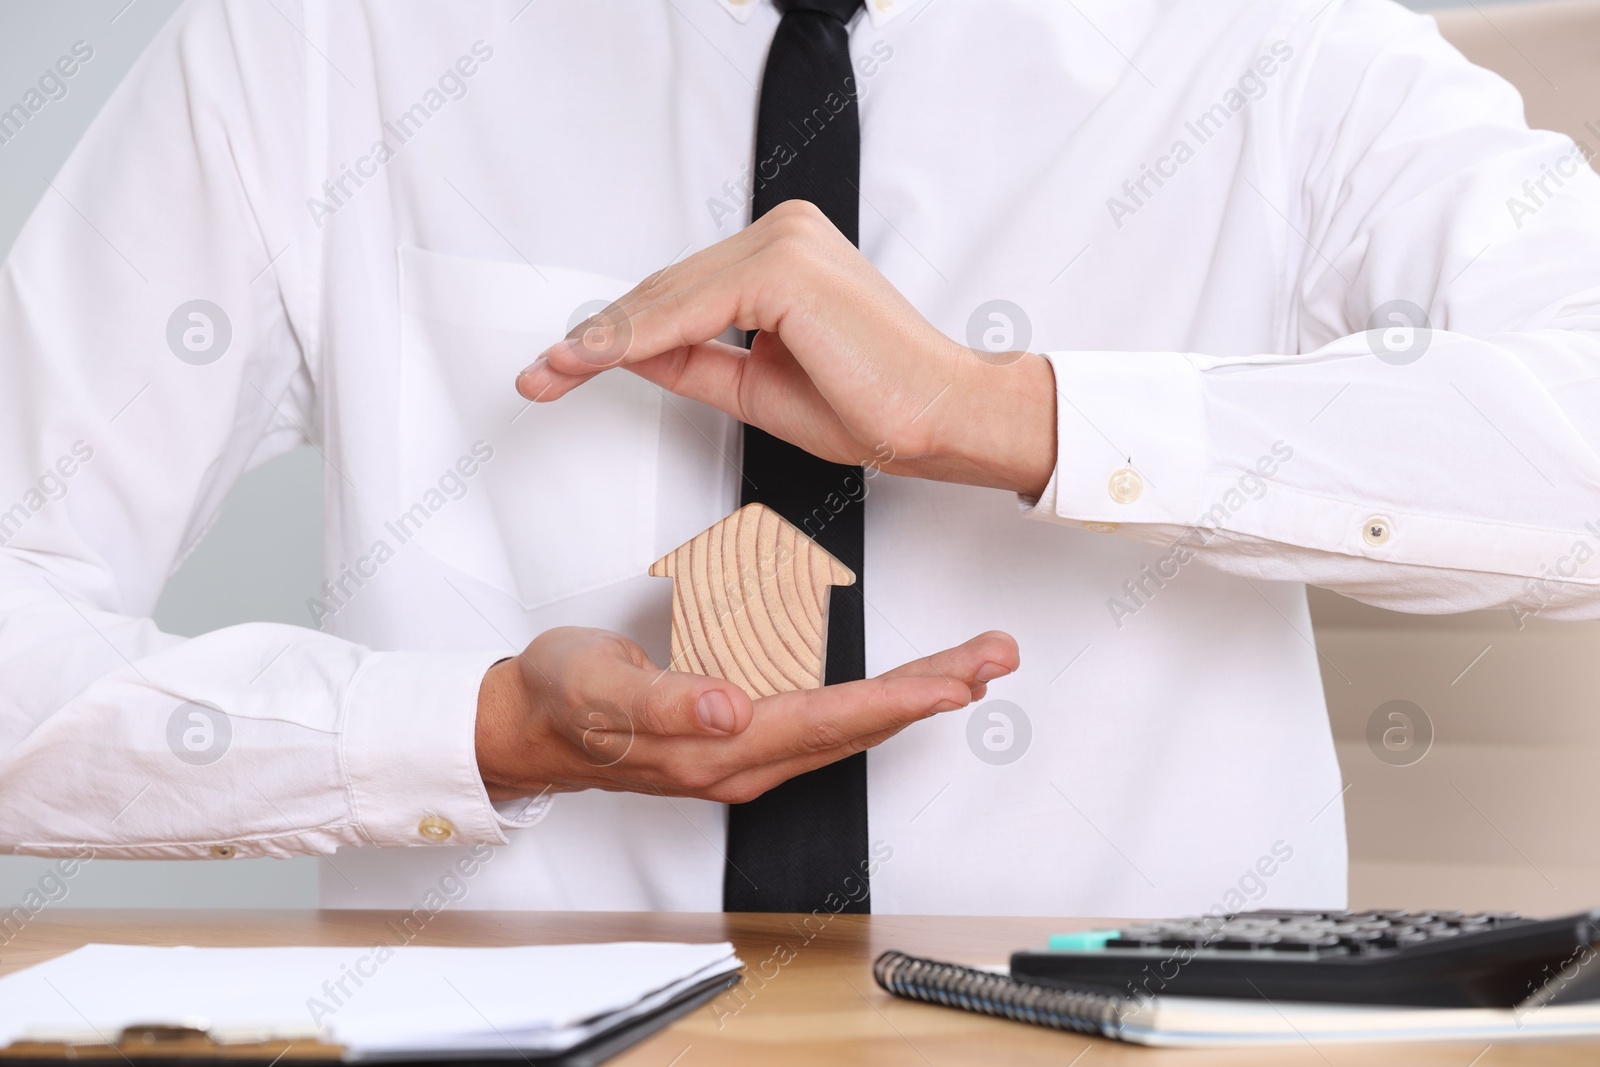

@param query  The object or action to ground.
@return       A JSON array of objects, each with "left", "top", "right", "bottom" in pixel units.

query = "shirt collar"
[{"left": 713, "top": 0, "right": 920, "bottom": 29}]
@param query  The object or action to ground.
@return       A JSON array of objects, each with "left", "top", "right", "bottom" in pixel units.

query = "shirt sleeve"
[
  {"left": 1024, "top": 0, "right": 1600, "bottom": 621},
  {"left": 0, "top": 0, "right": 529, "bottom": 859}
]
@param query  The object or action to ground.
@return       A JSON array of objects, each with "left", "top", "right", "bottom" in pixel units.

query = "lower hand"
[
  {"left": 514, "top": 200, "right": 1056, "bottom": 497},
  {"left": 475, "top": 625, "right": 1019, "bottom": 805}
]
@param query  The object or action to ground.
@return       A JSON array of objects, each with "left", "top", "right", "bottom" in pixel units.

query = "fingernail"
[
  {"left": 517, "top": 354, "right": 548, "bottom": 379},
  {"left": 975, "top": 662, "right": 1009, "bottom": 683},
  {"left": 696, "top": 690, "right": 736, "bottom": 733},
  {"left": 930, "top": 699, "right": 965, "bottom": 713}
]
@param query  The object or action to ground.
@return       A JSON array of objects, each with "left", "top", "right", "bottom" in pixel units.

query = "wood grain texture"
[
  {"left": 3, "top": 911, "right": 1594, "bottom": 1067},
  {"left": 650, "top": 502, "right": 855, "bottom": 697}
]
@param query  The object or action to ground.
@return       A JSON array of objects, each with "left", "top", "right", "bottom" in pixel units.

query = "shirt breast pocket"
[{"left": 397, "top": 245, "right": 660, "bottom": 610}]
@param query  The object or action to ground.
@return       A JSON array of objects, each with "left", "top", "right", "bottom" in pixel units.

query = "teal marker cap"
[{"left": 1047, "top": 929, "right": 1119, "bottom": 952}]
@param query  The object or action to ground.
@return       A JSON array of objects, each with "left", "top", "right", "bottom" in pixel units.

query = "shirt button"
[
  {"left": 875, "top": 0, "right": 894, "bottom": 10},
  {"left": 1107, "top": 468, "right": 1143, "bottom": 504},
  {"left": 1084, "top": 521, "right": 1119, "bottom": 534},
  {"left": 1362, "top": 516, "right": 1392, "bottom": 546},
  {"left": 210, "top": 845, "right": 237, "bottom": 859},
  {"left": 418, "top": 815, "right": 455, "bottom": 842}
]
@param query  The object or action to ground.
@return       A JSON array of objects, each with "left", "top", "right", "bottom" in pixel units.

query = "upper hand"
[
  {"left": 514, "top": 200, "right": 1056, "bottom": 496},
  {"left": 475, "top": 625, "right": 1019, "bottom": 805}
]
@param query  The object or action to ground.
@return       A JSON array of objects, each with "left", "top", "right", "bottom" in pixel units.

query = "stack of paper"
[{"left": 0, "top": 941, "right": 741, "bottom": 1058}]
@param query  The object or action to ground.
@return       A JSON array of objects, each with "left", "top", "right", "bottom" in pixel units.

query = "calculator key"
[
  {"left": 1336, "top": 930, "right": 1385, "bottom": 949},
  {"left": 1103, "top": 937, "right": 1159, "bottom": 950},
  {"left": 1273, "top": 936, "right": 1343, "bottom": 954},
  {"left": 1211, "top": 938, "right": 1262, "bottom": 952},
  {"left": 1375, "top": 928, "right": 1422, "bottom": 949}
]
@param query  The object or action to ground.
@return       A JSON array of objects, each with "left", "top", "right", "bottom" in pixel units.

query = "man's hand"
[
  {"left": 475, "top": 626, "right": 1019, "bottom": 805},
  {"left": 515, "top": 200, "right": 1057, "bottom": 497}
]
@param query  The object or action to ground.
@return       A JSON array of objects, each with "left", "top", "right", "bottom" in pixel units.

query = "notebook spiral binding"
[{"left": 872, "top": 950, "right": 1131, "bottom": 1039}]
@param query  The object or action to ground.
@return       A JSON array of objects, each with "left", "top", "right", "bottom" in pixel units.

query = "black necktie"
[{"left": 723, "top": 0, "right": 870, "bottom": 914}]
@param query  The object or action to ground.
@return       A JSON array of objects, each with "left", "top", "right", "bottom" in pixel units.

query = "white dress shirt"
[{"left": 2, "top": 0, "right": 1598, "bottom": 917}]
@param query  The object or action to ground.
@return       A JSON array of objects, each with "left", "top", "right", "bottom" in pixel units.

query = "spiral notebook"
[{"left": 872, "top": 951, "right": 1600, "bottom": 1048}]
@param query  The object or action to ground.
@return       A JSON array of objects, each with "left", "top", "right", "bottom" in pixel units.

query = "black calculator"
[{"left": 1010, "top": 908, "right": 1600, "bottom": 1008}]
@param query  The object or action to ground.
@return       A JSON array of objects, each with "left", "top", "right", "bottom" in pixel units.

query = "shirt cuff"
[
  {"left": 494, "top": 793, "right": 555, "bottom": 829},
  {"left": 342, "top": 649, "right": 510, "bottom": 848},
  {"left": 1021, "top": 350, "right": 1209, "bottom": 529}
]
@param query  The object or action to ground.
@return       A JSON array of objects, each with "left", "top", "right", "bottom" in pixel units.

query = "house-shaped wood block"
[{"left": 649, "top": 502, "right": 856, "bottom": 697}]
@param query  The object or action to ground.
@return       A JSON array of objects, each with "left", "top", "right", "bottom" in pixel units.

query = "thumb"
[{"left": 619, "top": 662, "right": 755, "bottom": 738}]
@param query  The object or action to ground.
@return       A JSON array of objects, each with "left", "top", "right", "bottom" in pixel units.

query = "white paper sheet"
[{"left": 0, "top": 941, "right": 741, "bottom": 1056}]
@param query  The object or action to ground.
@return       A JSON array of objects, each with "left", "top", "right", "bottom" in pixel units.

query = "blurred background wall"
[
  {"left": 1313, "top": 0, "right": 1600, "bottom": 917},
  {"left": 0, "top": 0, "right": 1593, "bottom": 911},
  {"left": 0, "top": 0, "right": 318, "bottom": 906}
]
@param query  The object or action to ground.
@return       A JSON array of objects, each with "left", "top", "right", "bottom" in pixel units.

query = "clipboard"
[{"left": 0, "top": 970, "right": 738, "bottom": 1067}]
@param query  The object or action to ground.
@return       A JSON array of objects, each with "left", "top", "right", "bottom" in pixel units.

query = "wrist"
[
  {"left": 475, "top": 656, "right": 552, "bottom": 802},
  {"left": 915, "top": 349, "right": 1057, "bottom": 496}
]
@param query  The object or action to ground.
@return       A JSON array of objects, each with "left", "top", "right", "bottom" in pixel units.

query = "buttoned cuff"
[
  {"left": 1021, "top": 350, "right": 1209, "bottom": 529},
  {"left": 342, "top": 650, "right": 510, "bottom": 848}
]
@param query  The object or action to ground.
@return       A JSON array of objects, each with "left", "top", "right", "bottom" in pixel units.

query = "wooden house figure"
[{"left": 649, "top": 502, "right": 856, "bottom": 697}]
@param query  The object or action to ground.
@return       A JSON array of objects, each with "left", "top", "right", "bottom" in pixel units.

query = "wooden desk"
[{"left": 2, "top": 911, "right": 1595, "bottom": 1065}]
